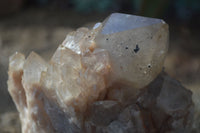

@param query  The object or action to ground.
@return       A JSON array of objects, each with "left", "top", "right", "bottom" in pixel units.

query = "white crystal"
[{"left": 95, "top": 13, "right": 169, "bottom": 88}]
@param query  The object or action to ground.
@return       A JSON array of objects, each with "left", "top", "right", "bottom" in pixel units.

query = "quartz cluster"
[{"left": 7, "top": 13, "right": 193, "bottom": 133}]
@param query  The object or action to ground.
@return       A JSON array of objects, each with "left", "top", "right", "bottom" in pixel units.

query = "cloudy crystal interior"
[{"left": 95, "top": 13, "right": 169, "bottom": 88}]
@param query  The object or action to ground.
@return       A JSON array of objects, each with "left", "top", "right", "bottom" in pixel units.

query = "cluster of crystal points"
[{"left": 8, "top": 13, "right": 193, "bottom": 133}]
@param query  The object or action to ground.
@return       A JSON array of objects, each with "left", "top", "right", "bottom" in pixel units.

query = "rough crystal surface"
[{"left": 7, "top": 13, "right": 193, "bottom": 133}]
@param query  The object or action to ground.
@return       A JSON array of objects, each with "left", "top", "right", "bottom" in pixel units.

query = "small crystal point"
[{"left": 22, "top": 52, "right": 47, "bottom": 89}]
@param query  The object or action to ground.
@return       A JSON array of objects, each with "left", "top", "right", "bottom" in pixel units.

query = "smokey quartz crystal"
[{"left": 7, "top": 13, "right": 194, "bottom": 133}]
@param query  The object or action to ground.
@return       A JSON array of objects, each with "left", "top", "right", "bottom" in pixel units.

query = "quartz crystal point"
[
  {"left": 95, "top": 13, "right": 169, "bottom": 88},
  {"left": 7, "top": 13, "right": 193, "bottom": 133}
]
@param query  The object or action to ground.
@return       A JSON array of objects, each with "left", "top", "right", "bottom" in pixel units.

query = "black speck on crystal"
[
  {"left": 125, "top": 46, "right": 128, "bottom": 49},
  {"left": 134, "top": 45, "right": 140, "bottom": 53}
]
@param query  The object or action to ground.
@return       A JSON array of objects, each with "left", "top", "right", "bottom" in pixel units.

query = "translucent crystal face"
[
  {"left": 95, "top": 13, "right": 169, "bottom": 88},
  {"left": 22, "top": 52, "right": 48, "bottom": 89},
  {"left": 40, "top": 25, "right": 110, "bottom": 111},
  {"left": 101, "top": 13, "right": 164, "bottom": 34}
]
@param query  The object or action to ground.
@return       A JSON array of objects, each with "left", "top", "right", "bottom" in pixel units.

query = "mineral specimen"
[{"left": 7, "top": 13, "right": 193, "bottom": 133}]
